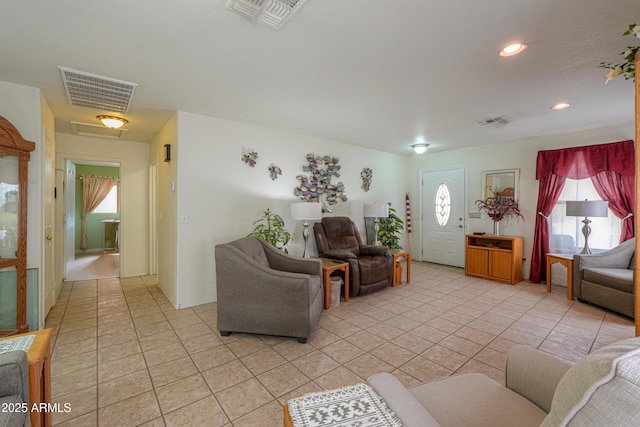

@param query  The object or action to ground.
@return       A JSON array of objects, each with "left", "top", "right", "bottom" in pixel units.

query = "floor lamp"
[
  {"left": 565, "top": 200, "right": 609, "bottom": 254},
  {"left": 364, "top": 203, "right": 389, "bottom": 246},
  {"left": 290, "top": 202, "right": 322, "bottom": 258}
]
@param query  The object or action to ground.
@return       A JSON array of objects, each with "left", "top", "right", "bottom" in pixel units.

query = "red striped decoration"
[{"left": 406, "top": 193, "right": 412, "bottom": 234}]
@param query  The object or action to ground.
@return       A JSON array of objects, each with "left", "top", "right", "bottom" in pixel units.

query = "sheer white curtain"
[{"left": 80, "top": 175, "right": 119, "bottom": 249}]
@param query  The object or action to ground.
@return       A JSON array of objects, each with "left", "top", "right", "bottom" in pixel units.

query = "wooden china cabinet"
[{"left": 0, "top": 116, "right": 35, "bottom": 336}]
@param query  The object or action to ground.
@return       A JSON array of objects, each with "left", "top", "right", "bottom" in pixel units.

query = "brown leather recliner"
[{"left": 313, "top": 217, "right": 393, "bottom": 296}]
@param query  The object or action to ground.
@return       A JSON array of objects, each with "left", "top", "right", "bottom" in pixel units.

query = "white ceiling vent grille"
[
  {"left": 70, "top": 121, "right": 128, "bottom": 140},
  {"left": 59, "top": 66, "right": 138, "bottom": 113},
  {"left": 226, "top": 0, "right": 309, "bottom": 29},
  {"left": 475, "top": 116, "right": 509, "bottom": 129}
]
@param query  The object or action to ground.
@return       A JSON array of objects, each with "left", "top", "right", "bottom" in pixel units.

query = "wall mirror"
[{"left": 482, "top": 169, "right": 519, "bottom": 201}]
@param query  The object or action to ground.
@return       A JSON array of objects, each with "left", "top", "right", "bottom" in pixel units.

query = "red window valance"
[{"left": 536, "top": 140, "right": 635, "bottom": 180}]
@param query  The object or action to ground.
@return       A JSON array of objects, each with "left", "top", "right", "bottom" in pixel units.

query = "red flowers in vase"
[{"left": 475, "top": 197, "right": 524, "bottom": 222}]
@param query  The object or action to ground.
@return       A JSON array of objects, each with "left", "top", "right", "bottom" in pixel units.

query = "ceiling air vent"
[
  {"left": 226, "top": 0, "right": 309, "bottom": 29},
  {"left": 475, "top": 116, "right": 509, "bottom": 129},
  {"left": 58, "top": 66, "right": 138, "bottom": 113}
]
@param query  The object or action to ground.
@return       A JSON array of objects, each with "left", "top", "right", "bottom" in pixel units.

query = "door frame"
[{"left": 418, "top": 166, "right": 468, "bottom": 264}]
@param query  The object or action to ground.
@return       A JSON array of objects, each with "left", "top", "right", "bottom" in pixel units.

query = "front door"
[{"left": 421, "top": 168, "right": 466, "bottom": 267}]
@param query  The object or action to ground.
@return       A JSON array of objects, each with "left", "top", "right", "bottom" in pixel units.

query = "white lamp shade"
[
  {"left": 363, "top": 203, "right": 389, "bottom": 218},
  {"left": 566, "top": 200, "right": 609, "bottom": 218},
  {"left": 290, "top": 202, "right": 322, "bottom": 220}
]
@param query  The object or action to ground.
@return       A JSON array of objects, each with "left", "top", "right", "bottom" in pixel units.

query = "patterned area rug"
[{"left": 287, "top": 383, "right": 403, "bottom": 426}]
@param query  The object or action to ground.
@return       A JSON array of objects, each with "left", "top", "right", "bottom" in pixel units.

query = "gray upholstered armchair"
[
  {"left": 313, "top": 217, "right": 393, "bottom": 297},
  {"left": 573, "top": 237, "right": 635, "bottom": 318},
  {"left": 0, "top": 350, "right": 30, "bottom": 427},
  {"left": 215, "top": 236, "right": 323, "bottom": 343}
]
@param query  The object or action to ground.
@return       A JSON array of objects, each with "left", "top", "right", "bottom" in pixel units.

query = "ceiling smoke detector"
[
  {"left": 226, "top": 0, "right": 309, "bottom": 29},
  {"left": 475, "top": 116, "right": 509, "bottom": 129}
]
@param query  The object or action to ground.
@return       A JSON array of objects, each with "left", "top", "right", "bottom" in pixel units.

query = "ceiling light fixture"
[
  {"left": 551, "top": 102, "right": 571, "bottom": 110},
  {"left": 412, "top": 144, "right": 429, "bottom": 155},
  {"left": 97, "top": 115, "right": 128, "bottom": 129},
  {"left": 499, "top": 42, "right": 527, "bottom": 57}
]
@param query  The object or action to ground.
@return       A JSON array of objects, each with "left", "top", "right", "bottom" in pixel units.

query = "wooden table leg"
[
  {"left": 546, "top": 255, "right": 552, "bottom": 293},
  {"left": 322, "top": 270, "right": 331, "bottom": 309},
  {"left": 566, "top": 261, "right": 574, "bottom": 300},
  {"left": 342, "top": 265, "right": 349, "bottom": 303},
  {"left": 406, "top": 256, "right": 411, "bottom": 284}
]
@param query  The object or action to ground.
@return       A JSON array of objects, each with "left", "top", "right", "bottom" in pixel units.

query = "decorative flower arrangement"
[
  {"left": 361, "top": 168, "right": 373, "bottom": 192},
  {"left": 475, "top": 197, "right": 524, "bottom": 222},
  {"left": 293, "top": 154, "right": 347, "bottom": 206},
  {"left": 600, "top": 20, "right": 639, "bottom": 83},
  {"left": 268, "top": 163, "right": 282, "bottom": 180},
  {"left": 241, "top": 147, "right": 258, "bottom": 167}
]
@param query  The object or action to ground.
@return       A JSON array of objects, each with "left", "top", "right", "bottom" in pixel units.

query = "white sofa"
[{"left": 368, "top": 337, "right": 640, "bottom": 427}]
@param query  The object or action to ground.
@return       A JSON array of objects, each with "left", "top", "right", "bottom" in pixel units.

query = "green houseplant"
[
  {"left": 248, "top": 208, "right": 291, "bottom": 253},
  {"left": 377, "top": 203, "right": 404, "bottom": 251}
]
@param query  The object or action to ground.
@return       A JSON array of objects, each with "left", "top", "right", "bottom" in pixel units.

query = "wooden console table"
[
  {"left": 465, "top": 235, "right": 523, "bottom": 285},
  {"left": 317, "top": 258, "right": 349, "bottom": 309},
  {"left": 0, "top": 328, "right": 53, "bottom": 427},
  {"left": 391, "top": 251, "right": 411, "bottom": 286},
  {"left": 546, "top": 253, "right": 574, "bottom": 300}
]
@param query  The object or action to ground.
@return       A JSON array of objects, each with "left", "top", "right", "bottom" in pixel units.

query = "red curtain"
[
  {"left": 529, "top": 174, "right": 566, "bottom": 283},
  {"left": 530, "top": 140, "right": 635, "bottom": 283}
]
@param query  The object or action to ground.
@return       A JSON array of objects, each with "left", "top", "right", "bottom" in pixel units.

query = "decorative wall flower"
[
  {"left": 475, "top": 197, "right": 524, "bottom": 222},
  {"left": 361, "top": 168, "right": 373, "bottom": 192},
  {"left": 268, "top": 163, "right": 282, "bottom": 180},
  {"left": 600, "top": 20, "right": 639, "bottom": 83},
  {"left": 241, "top": 147, "right": 258, "bottom": 167},
  {"left": 294, "top": 154, "right": 347, "bottom": 207}
]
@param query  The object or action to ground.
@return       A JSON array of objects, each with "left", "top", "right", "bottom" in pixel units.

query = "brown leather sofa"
[{"left": 313, "top": 217, "right": 393, "bottom": 296}]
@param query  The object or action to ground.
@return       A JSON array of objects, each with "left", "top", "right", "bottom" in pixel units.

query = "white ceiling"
[{"left": 0, "top": 0, "right": 637, "bottom": 155}]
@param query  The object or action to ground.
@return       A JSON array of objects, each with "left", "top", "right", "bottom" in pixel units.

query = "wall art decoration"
[
  {"left": 361, "top": 167, "right": 373, "bottom": 192},
  {"left": 241, "top": 147, "right": 258, "bottom": 167},
  {"left": 293, "top": 154, "right": 347, "bottom": 210},
  {"left": 268, "top": 163, "right": 282, "bottom": 180}
]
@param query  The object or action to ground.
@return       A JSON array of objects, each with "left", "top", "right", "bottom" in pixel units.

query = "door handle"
[
  {"left": 46, "top": 235, "right": 52, "bottom": 240},
  {"left": 457, "top": 225, "right": 463, "bottom": 228}
]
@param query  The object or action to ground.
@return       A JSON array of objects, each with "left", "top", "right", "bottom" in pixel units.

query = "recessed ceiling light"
[
  {"left": 499, "top": 42, "right": 527, "bottom": 57},
  {"left": 551, "top": 102, "right": 571, "bottom": 110}
]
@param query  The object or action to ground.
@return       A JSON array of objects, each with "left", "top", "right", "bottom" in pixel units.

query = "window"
[
  {"left": 549, "top": 178, "right": 621, "bottom": 253},
  {"left": 434, "top": 183, "right": 451, "bottom": 227},
  {"left": 92, "top": 186, "right": 118, "bottom": 214}
]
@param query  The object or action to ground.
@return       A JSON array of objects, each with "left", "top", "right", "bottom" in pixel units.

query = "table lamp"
[
  {"left": 364, "top": 203, "right": 389, "bottom": 245},
  {"left": 290, "top": 202, "right": 322, "bottom": 258},
  {"left": 565, "top": 200, "right": 609, "bottom": 254}
]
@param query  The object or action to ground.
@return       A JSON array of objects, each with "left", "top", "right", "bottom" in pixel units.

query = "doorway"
[
  {"left": 63, "top": 161, "right": 121, "bottom": 281},
  {"left": 421, "top": 168, "right": 466, "bottom": 267}
]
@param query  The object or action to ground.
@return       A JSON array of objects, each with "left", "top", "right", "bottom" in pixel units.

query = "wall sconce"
[
  {"left": 164, "top": 144, "right": 171, "bottom": 162},
  {"left": 97, "top": 115, "right": 128, "bottom": 129},
  {"left": 412, "top": 143, "right": 429, "bottom": 155}
]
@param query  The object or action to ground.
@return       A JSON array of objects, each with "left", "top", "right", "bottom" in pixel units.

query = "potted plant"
[
  {"left": 248, "top": 208, "right": 292, "bottom": 253},
  {"left": 475, "top": 197, "right": 524, "bottom": 236},
  {"left": 377, "top": 203, "right": 404, "bottom": 251}
]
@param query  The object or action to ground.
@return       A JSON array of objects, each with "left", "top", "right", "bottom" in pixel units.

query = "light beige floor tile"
[
  {"left": 320, "top": 339, "right": 365, "bottom": 364},
  {"left": 148, "top": 356, "right": 199, "bottom": 388},
  {"left": 241, "top": 347, "right": 288, "bottom": 376},
  {"left": 98, "top": 353, "right": 147, "bottom": 383},
  {"left": 164, "top": 396, "right": 229, "bottom": 427},
  {"left": 191, "top": 345, "right": 237, "bottom": 372},
  {"left": 51, "top": 352, "right": 97, "bottom": 378},
  {"left": 291, "top": 351, "right": 340, "bottom": 379},
  {"left": 98, "top": 369, "right": 153, "bottom": 408},
  {"left": 257, "top": 363, "right": 310, "bottom": 397},
  {"left": 52, "top": 365, "right": 97, "bottom": 398},
  {"left": 422, "top": 344, "right": 469, "bottom": 371},
  {"left": 155, "top": 374, "right": 212, "bottom": 414},
  {"left": 143, "top": 341, "right": 189, "bottom": 367},
  {"left": 214, "top": 378, "right": 274, "bottom": 421},
  {"left": 313, "top": 366, "right": 364, "bottom": 390},
  {"left": 201, "top": 360, "right": 253, "bottom": 393},
  {"left": 51, "top": 386, "right": 97, "bottom": 425},
  {"left": 98, "top": 390, "right": 161, "bottom": 427},
  {"left": 97, "top": 338, "right": 141, "bottom": 364},
  {"left": 232, "top": 400, "right": 284, "bottom": 426}
]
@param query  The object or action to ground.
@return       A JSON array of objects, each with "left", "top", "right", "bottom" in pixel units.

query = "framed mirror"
[{"left": 482, "top": 169, "right": 519, "bottom": 201}]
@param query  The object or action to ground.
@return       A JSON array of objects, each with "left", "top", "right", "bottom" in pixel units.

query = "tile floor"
[{"left": 45, "top": 261, "right": 635, "bottom": 426}]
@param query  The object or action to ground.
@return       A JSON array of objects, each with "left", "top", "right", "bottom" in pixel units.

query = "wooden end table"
[
  {"left": 391, "top": 251, "right": 411, "bottom": 286},
  {"left": 546, "top": 253, "right": 574, "bottom": 300},
  {"left": 317, "top": 258, "right": 349, "bottom": 309},
  {"left": 0, "top": 328, "right": 53, "bottom": 427}
]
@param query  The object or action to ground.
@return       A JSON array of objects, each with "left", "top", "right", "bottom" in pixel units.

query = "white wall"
[
  {"left": 172, "top": 111, "right": 409, "bottom": 308},
  {"left": 149, "top": 114, "right": 178, "bottom": 306},
  {"left": 56, "top": 133, "right": 150, "bottom": 278},
  {"left": 408, "top": 122, "right": 636, "bottom": 280}
]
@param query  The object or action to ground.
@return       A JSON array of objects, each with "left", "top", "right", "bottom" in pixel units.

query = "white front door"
[
  {"left": 421, "top": 168, "right": 466, "bottom": 267},
  {"left": 43, "top": 129, "right": 55, "bottom": 321}
]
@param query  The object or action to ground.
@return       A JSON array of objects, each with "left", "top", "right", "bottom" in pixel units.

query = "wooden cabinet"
[{"left": 465, "top": 234, "right": 523, "bottom": 284}]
